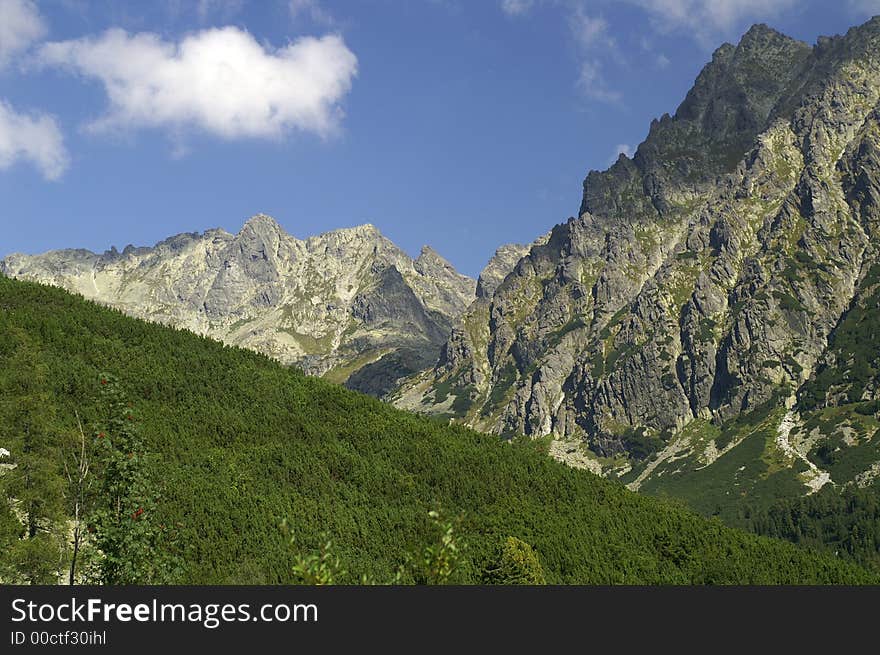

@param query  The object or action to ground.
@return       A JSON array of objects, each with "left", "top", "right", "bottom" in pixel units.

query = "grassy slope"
[
  {"left": 0, "top": 276, "right": 874, "bottom": 584},
  {"left": 639, "top": 401, "right": 808, "bottom": 522}
]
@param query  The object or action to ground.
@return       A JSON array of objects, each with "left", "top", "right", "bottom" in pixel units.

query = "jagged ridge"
[
  {"left": 397, "top": 19, "right": 880, "bottom": 498},
  {"left": 1, "top": 214, "right": 476, "bottom": 396}
]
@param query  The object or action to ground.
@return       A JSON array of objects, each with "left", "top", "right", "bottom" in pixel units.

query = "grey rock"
[
  {"left": 477, "top": 243, "right": 531, "bottom": 299},
  {"left": 2, "top": 215, "right": 476, "bottom": 396},
  {"left": 397, "top": 18, "right": 880, "bottom": 473}
]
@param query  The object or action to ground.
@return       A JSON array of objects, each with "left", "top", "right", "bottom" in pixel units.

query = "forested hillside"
[{"left": 0, "top": 276, "right": 874, "bottom": 584}]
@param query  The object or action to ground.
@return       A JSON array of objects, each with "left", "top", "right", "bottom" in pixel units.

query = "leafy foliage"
[
  {"left": 87, "top": 375, "right": 181, "bottom": 584},
  {"left": 414, "top": 508, "right": 464, "bottom": 585},
  {"left": 482, "top": 536, "right": 546, "bottom": 585},
  {"left": 284, "top": 527, "right": 346, "bottom": 585}
]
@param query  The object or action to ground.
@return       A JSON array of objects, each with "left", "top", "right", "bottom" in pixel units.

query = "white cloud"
[
  {"left": 569, "top": 10, "right": 612, "bottom": 50},
  {"left": 289, "top": 0, "right": 334, "bottom": 26},
  {"left": 576, "top": 60, "right": 621, "bottom": 103},
  {"left": 37, "top": 27, "right": 358, "bottom": 141},
  {"left": 608, "top": 143, "right": 632, "bottom": 164},
  {"left": 0, "top": 100, "right": 68, "bottom": 180},
  {"left": 500, "top": 0, "right": 803, "bottom": 102},
  {"left": 638, "top": 35, "right": 670, "bottom": 67},
  {"left": 502, "top": 0, "right": 803, "bottom": 48},
  {"left": 504, "top": 2, "right": 622, "bottom": 102},
  {"left": 500, "top": 0, "right": 535, "bottom": 16},
  {"left": 0, "top": 0, "right": 47, "bottom": 67},
  {"left": 567, "top": 6, "right": 620, "bottom": 104},
  {"left": 623, "top": 0, "right": 798, "bottom": 46}
]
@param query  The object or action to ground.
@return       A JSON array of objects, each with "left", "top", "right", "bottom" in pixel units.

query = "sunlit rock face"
[
  {"left": 1, "top": 214, "right": 476, "bottom": 397},
  {"left": 395, "top": 19, "right": 880, "bottom": 484}
]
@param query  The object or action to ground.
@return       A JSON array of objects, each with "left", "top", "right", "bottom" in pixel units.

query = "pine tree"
[{"left": 0, "top": 329, "right": 67, "bottom": 584}]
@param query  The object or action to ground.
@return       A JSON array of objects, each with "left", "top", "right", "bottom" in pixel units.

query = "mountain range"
[
  {"left": 5, "top": 18, "right": 880, "bottom": 538},
  {"left": 1, "top": 215, "right": 482, "bottom": 397},
  {"left": 391, "top": 19, "right": 880, "bottom": 514},
  {"left": 1, "top": 275, "right": 873, "bottom": 583}
]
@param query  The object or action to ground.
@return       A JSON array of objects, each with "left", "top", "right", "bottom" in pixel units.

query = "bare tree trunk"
[
  {"left": 69, "top": 507, "right": 80, "bottom": 585},
  {"left": 66, "top": 414, "right": 89, "bottom": 586}
]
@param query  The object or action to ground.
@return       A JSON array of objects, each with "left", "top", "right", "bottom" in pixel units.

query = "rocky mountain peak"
[
  {"left": 316, "top": 224, "right": 388, "bottom": 252},
  {"left": 398, "top": 17, "right": 880, "bottom": 499},
  {"left": 738, "top": 22, "right": 791, "bottom": 46},
  {"left": 2, "top": 215, "right": 477, "bottom": 398},
  {"left": 580, "top": 22, "right": 812, "bottom": 221},
  {"left": 346, "top": 223, "right": 382, "bottom": 237},
  {"left": 476, "top": 243, "right": 531, "bottom": 300},
  {"left": 670, "top": 23, "right": 809, "bottom": 137},
  {"left": 241, "top": 213, "right": 284, "bottom": 232},
  {"left": 237, "top": 213, "right": 286, "bottom": 250},
  {"left": 415, "top": 245, "right": 455, "bottom": 272}
]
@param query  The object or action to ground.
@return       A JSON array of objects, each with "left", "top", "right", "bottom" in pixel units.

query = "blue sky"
[{"left": 0, "top": 0, "right": 877, "bottom": 277}]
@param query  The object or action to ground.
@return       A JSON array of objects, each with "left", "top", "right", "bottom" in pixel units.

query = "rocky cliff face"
[
  {"left": 476, "top": 243, "right": 535, "bottom": 299},
  {"left": 1, "top": 215, "right": 476, "bottom": 396},
  {"left": 394, "top": 19, "right": 880, "bottom": 494}
]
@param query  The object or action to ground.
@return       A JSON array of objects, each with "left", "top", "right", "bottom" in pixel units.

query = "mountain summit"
[
  {"left": 394, "top": 18, "right": 880, "bottom": 505},
  {"left": 1, "top": 216, "right": 476, "bottom": 396}
]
